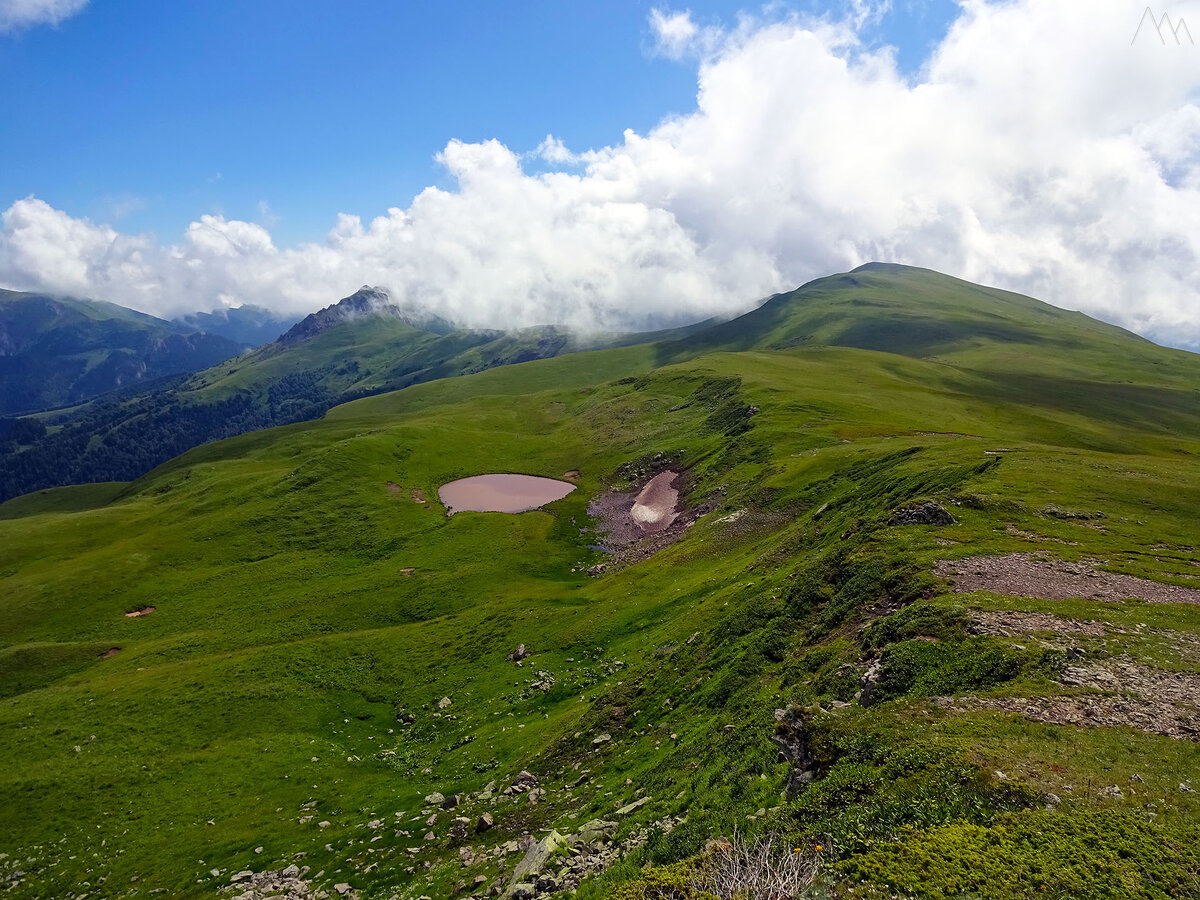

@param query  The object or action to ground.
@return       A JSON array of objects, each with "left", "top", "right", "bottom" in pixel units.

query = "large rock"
[
  {"left": 615, "top": 797, "right": 649, "bottom": 816},
  {"left": 889, "top": 501, "right": 953, "bottom": 526},
  {"left": 505, "top": 831, "right": 569, "bottom": 896},
  {"left": 451, "top": 816, "right": 472, "bottom": 839},
  {"left": 509, "top": 644, "right": 530, "bottom": 662},
  {"left": 576, "top": 819, "right": 617, "bottom": 848}
]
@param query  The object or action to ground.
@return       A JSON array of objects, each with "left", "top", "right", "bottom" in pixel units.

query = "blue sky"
[
  {"left": 1, "top": 1, "right": 958, "bottom": 246},
  {"left": 1, "top": 0, "right": 1198, "bottom": 349}
]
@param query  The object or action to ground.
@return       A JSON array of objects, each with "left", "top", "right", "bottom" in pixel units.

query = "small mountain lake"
[{"left": 438, "top": 474, "right": 576, "bottom": 515}]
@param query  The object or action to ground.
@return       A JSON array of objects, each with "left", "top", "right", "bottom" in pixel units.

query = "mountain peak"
[{"left": 276, "top": 286, "right": 454, "bottom": 347}]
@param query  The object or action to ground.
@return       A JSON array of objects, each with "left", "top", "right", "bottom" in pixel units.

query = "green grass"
[{"left": 4, "top": 267, "right": 1200, "bottom": 898}]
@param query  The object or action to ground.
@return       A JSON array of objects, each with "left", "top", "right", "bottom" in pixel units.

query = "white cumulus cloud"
[
  {"left": 3, "top": 0, "right": 1200, "bottom": 343},
  {"left": 0, "top": 0, "right": 89, "bottom": 31}
]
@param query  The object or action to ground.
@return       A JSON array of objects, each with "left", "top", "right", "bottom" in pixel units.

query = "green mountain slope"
[
  {"left": 3, "top": 268, "right": 1200, "bottom": 899},
  {"left": 665, "top": 263, "right": 1173, "bottom": 367},
  {"left": 0, "top": 288, "right": 247, "bottom": 416}
]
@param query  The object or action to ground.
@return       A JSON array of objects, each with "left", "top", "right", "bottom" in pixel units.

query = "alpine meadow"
[{"left": 5, "top": 265, "right": 1200, "bottom": 899}]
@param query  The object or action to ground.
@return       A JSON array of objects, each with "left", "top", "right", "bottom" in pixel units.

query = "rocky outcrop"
[
  {"left": 771, "top": 707, "right": 818, "bottom": 796},
  {"left": 220, "top": 866, "right": 353, "bottom": 900},
  {"left": 889, "top": 501, "right": 954, "bottom": 526}
]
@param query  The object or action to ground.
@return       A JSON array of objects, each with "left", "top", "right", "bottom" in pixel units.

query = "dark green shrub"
[
  {"left": 860, "top": 601, "right": 969, "bottom": 649},
  {"left": 866, "top": 638, "right": 1023, "bottom": 704}
]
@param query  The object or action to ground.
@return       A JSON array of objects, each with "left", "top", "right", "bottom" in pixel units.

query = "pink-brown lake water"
[{"left": 438, "top": 474, "right": 576, "bottom": 515}]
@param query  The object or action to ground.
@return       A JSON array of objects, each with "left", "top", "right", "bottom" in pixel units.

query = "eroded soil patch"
[
  {"left": 937, "top": 553, "right": 1200, "bottom": 605},
  {"left": 589, "top": 469, "right": 710, "bottom": 567},
  {"left": 124, "top": 606, "right": 155, "bottom": 618}
]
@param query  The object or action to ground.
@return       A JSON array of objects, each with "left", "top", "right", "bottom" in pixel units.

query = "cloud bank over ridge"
[{"left": 2, "top": 0, "right": 1199, "bottom": 341}]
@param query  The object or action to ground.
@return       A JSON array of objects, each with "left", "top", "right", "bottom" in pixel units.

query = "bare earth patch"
[
  {"left": 589, "top": 469, "right": 710, "bottom": 567},
  {"left": 938, "top": 657, "right": 1200, "bottom": 741},
  {"left": 936, "top": 553, "right": 1200, "bottom": 605},
  {"left": 100, "top": 647, "right": 121, "bottom": 658},
  {"left": 411, "top": 489, "right": 426, "bottom": 504},
  {"left": 124, "top": 606, "right": 155, "bottom": 618},
  {"left": 385, "top": 481, "right": 401, "bottom": 495}
]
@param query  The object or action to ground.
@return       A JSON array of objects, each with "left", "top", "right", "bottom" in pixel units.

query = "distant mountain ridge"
[
  {"left": 0, "top": 288, "right": 246, "bottom": 416},
  {"left": 174, "top": 304, "right": 298, "bottom": 348}
]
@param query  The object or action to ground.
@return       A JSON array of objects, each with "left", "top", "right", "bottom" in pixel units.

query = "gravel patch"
[{"left": 936, "top": 553, "right": 1200, "bottom": 605}]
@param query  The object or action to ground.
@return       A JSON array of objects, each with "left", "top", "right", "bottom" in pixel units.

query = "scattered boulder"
[
  {"left": 1099, "top": 784, "right": 1124, "bottom": 800},
  {"left": 889, "top": 501, "right": 954, "bottom": 526},
  {"left": 425, "top": 792, "right": 446, "bottom": 806},
  {"left": 437, "top": 697, "right": 453, "bottom": 710},
  {"left": 616, "top": 797, "right": 649, "bottom": 816},
  {"left": 587, "top": 564, "right": 607, "bottom": 577},
  {"left": 477, "top": 812, "right": 494, "bottom": 832},
  {"left": 592, "top": 733, "right": 612, "bottom": 747},
  {"left": 506, "top": 831, "right": 569, "bottom": 895},
  {"left": 576, "top": 820, "right": 617, "bottom": 848},
  {"left": 509, "top": 644, "right": 530, "bottom": 662}
]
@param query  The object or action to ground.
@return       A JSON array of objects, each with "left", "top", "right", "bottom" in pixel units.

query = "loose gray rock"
[{"left": 616, "top": 797, "right": 649, "bottom": 816}]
